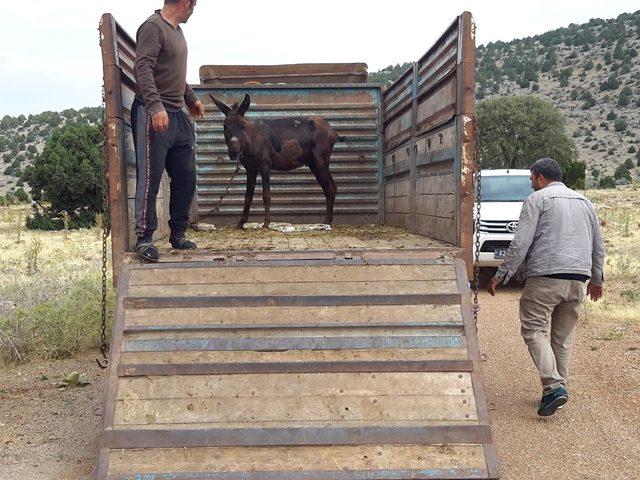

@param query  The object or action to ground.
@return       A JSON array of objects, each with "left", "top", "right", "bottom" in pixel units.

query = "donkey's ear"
[
  {"left": 210, "top": 95, "right": 231, "bottom": 116},
  {"left": 238, "top": 94, "right": 251, "bottom": 116}
]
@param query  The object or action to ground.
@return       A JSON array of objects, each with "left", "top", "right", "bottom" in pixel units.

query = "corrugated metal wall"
[
  {"left": 382, "top": 12, "right": 475, "bottom": 252},
  {"left": 192, "top": 85, "right": 382, "bottom": 225}
]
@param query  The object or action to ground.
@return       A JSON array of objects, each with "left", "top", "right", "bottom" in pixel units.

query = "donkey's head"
[{"left": 210, "top": 94, "right": 251, "bottom": 160}]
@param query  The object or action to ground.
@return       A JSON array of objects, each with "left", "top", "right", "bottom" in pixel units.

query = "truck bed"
[{"left": 155, "top": 224, "right": 454, "bottom": 254}]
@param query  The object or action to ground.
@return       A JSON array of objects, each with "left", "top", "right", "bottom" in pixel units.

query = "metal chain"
[
  {"left": 468, "top": 18, "right": 482, "bottom": 331},
  {"left": 472, "top": 115, "right": 482, "bottom": 330},
  {"left": 97, "top": 85, "right": 110, "bottom": 370},
  {"left": 190, "top": 160, "right": 242, "bottom": 230}
]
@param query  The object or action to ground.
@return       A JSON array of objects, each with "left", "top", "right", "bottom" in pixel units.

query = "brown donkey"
[{"left": 210, "top": 94, "right": 341, "bottom": 228}]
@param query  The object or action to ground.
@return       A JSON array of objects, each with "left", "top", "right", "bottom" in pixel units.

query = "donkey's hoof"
[
  {"left": 261, "top": 223, "right": 270, "bottom": 230},
  {"left": 236, "top": 222, "right": 245, "bottom": 230}
]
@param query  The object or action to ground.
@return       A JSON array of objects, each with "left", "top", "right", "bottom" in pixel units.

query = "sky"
[{"left": 1, "top": 0, "right": 638, "bottom": 117}]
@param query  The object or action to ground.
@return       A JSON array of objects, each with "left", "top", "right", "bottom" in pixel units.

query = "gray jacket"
[{"left": 496, "top": 182, "right": 605, "bottom": 285}]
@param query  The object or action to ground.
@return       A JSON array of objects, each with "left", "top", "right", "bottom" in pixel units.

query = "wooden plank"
[
  {"left": 384, "top": 109, "right": 412, "bottom": 152},
  {"left": 119, "top": 347, "right": 470, "bottom": 366},
  {"left": 416, "top": 77, "right": 456, "bottom": 133},
  {"left": 416, "top": 173, "right": 455, "bottom": 195},
  {"left": 384, "top": 213, "right": 411, "bottom": 230},
  {"left": 415, "top": 214, "right": 457, "bottom": 244},
  {"left": 129, "top": 264, "right": 457, "bottom": 286},
  {"left": 107, "top": 444, "right": 487, "bottom": 475},
  {"left": 383, "top": 143, "right": 411, "bottom": 168},
  {"left": 114, "top": 394, "right": 478, "bottom": 425},
  {"left": 127, "top": 280, "right": 459, "bottom": 297},
  {"left": 199, "top": 63, "right": 368, "bottom": 84},
  {"left": 384, "top": 178, "right": 410, "bottom": 198},
  {"left": 415, "top": 124, "right": 456, "bottom": 163},
  {"left": 416, "top": 194, "right": 456, "bottom": 218},
  {"left": 117, "top": 372, "right": 473, "bottom": 399},
  {"left": 124, "top": 304, "right": 463, "bottom": 327},
  {"left": 107, "top": 468, "right": 490, "bottom": 480},
  {"left": 128, "top": 256, "right": 453, "bottom": 270},
  {"left": 384, "top": 196, "right": 410, "bottom": 214},
  {"left": 110, "top": 419, "right": 479, "bottom": 430}
]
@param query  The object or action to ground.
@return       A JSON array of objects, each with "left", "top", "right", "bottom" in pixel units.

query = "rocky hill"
[
  {"left": 476, "top": 10, "right": 640, "bottom": 186},
  {"left": 0, "top": 108, "right": 101, "bottom": 200},
  {"left": 2, "top": 10, "right": 639, "bottom": 199},
  {"left": 374, "top": 11, "right": 640, "bottom": 187}
]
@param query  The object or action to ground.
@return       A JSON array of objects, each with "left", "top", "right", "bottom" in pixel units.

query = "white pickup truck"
[{"left": 474, "top": 169, "right": 534, "bottom": 268}]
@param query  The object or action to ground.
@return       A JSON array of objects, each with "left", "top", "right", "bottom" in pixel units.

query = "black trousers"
[{"left": 131, "top": 99, "right": 196, "bottom": 240}]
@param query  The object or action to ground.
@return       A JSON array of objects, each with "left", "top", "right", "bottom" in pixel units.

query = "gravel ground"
[
  {"left": 479, "top": 288, "right": 640, "bottom": 480},
  {"left": 0, "top": 289, "right": 638, "bottom": 479}
]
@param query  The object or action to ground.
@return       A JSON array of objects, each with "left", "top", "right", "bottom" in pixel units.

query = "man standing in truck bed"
[
  {"left": 488, "top": 158, "right": 605, "bottom": 417},
  {"left": 132, "top": 0, "right": 204, "bottom": 262}
]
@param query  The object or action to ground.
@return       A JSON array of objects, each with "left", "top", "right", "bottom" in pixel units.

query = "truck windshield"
[{"left": 480, "top": 175, "right": 534, "bottom": 202}]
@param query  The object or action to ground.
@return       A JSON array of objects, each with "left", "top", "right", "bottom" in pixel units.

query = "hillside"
[
  {"left": 0, "top": 108, "right": 101, "bottom": 199},
  {"left": 375, "top": 11, "right": 640, "bottom": 186},
  {"left": 2, "top": 10, "right": 639, "bottom": 197},
  {"left": 476, "top": 11, "right": 640, "bottom": 185}
]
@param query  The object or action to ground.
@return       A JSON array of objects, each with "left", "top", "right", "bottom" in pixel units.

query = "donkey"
[{"left": 210, "top": 94, "right": 341, "bottom": 229}]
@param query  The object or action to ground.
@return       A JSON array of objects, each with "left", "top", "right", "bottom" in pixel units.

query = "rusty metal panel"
[
  {"left": 192, "top": 85, "right": 382, "bottom": 225},
  {"left": 380, "top": 12, "right": 475, "bottom": 264},
  {"left": 200, "top": 63, "right": 369, "bottom": 85},
  {"left": 382, "top": 67, "right": 413, "bottom": 153}
]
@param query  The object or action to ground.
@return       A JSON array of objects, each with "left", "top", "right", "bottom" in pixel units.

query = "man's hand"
[
  {"left": 152, "top": 111, "right": 169, "bottom": 132},
  {"left": 487, "top": 276, "right": 501, "bottom": 297},
  {"left": 587, "top": 282, "right": 604, "bottom": 302},
  {"left": 189, "top": 100, "right": 205, "bottom": 120}
]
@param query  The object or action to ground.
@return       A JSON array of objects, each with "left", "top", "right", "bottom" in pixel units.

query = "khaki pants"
[{"left": 519, "top": 276, "right": 586, "bottom": 392}]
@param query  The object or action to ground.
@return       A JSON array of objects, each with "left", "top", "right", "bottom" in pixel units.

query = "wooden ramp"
[{"left": 98, "top": 252, "right": 499, "bottom": 479}]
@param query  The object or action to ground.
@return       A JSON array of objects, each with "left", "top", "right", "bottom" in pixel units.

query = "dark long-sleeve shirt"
[{"left": 134, "top": 10, "right": 198, "bottom": 115}]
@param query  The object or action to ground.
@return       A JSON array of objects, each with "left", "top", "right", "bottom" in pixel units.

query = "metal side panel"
[
  {"left": 192, "top": 85, "right": 383, "bottom": 226},
  {"left": 97, "top": 253, "right": 499, "bottom": 479},
  {"left": 382, "top": 11, "right": 476, "bottom": 269}
]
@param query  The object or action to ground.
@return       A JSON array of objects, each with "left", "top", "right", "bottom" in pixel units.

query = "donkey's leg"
[
  {"left": 238, "top": 169, "right": 258, "bottom": 229},
  {"left": 310, "top": 161, "right": 337, "bottom": 226},
  {"left": 260, "top": 168, "right": 272, "bottom": 229}
]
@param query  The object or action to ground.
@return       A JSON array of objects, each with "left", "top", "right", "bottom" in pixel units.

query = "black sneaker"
[
  {"left": 135, "top": 239, "right": 159, "bottom": 263},
  {"left": 537, "top": 386, "right": 568, "bottom": 417},
  {"left": 170, "top": 234, "right": 197, "bottom": 250}
]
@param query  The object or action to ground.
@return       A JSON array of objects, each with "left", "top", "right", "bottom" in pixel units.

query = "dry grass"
[
  {"left": 0, "top": 188, "right": 637, "bottom": 363},
  {"left": 584, "top": 188, "right": 640, "bottom": 326},
  {"left": 0, "top": 206, "right": 114, "bottom": 364}
]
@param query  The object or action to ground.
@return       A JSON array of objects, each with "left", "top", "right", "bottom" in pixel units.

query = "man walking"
[
  {"left": 488, "top": 158, "right": 605, "bottom": 416},
  {"left": 132, "top": 0, "right": 204, "bottom": 262}
]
